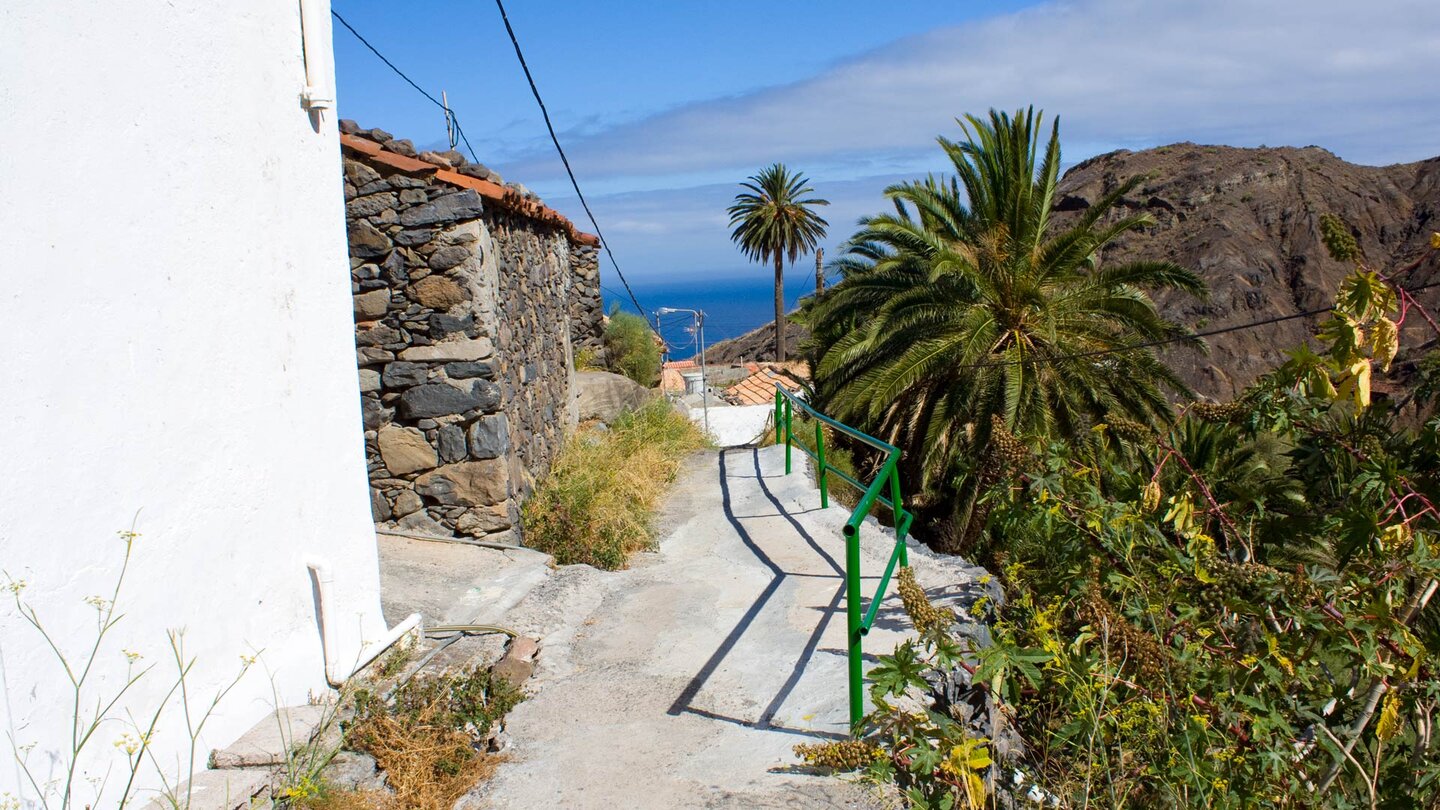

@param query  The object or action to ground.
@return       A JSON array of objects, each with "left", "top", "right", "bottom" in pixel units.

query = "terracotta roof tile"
[
  {"left": 723, "top": 367, "right": 805, "bottom": 406},
  {"left": 432, "top": 168, "right": 505, "bottom": 201}
]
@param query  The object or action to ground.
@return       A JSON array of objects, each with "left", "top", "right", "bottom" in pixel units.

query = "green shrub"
[
  {"left": 522, "top": 398, "right": 707, "bottom": 568},
  {"left": 573, "top": 346, "right": 603, "bottom": 371},
  {"left": 602, "top": 309, "right": 660, "bottom": 386},
  {"left": 818, "top": 262, "right": 1440, "bottom": 807}
]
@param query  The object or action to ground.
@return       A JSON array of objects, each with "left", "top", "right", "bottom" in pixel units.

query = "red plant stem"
[{"left": 1155, "top": 436, "right": 1244, "bottom": 551}]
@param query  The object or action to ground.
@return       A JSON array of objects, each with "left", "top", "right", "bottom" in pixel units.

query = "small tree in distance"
[{"left": 602, "top": 306, "right": 661, "bottom": 387}]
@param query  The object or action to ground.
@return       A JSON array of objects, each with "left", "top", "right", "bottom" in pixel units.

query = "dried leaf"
[
  {"left": 1372, "top": 317, "right": 1398, "bottom": 372},
  {"left": 1375, "top": 692, "right": 1401, "bottom": 742}
]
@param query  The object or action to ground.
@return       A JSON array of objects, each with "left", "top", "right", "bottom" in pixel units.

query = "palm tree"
[
  {"left": 728, "top": 164, "right": 829, "bottom": 361},
  {"left": 805, "top": 108, "right": 1204, "bottom": 541}
]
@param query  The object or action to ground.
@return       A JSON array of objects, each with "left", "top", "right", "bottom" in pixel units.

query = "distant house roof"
[
  {"left": 723, "top": 366, "right": 806, "bottom": 406},
  {"left": 658, "top": 360, "right": 698, "bottom": 393},
  {"left": 338, "top": 122, "right": 599, "bottom": 248}
]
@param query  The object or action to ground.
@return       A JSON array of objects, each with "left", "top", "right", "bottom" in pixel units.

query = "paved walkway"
[{"left": 466, "top": 445, "right": 985, "bottom": 808}]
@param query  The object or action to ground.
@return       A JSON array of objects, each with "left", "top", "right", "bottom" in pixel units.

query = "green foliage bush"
[
  {"left": 824, "top": 245, "right": 1440, "bottom": 806},
  {"left": 603, "top": 309, "right": 660, "bottom": 386},
  {"left": 522, "top": 398, "right": 707, "bottom": 569}
]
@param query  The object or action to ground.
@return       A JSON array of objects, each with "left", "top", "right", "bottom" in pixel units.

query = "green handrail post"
[
  {"left": 815, "top": 421, "right": 829, "bottom": 509},
  {"left": 773, "top": 390, "right": 782, "bottom": 445},
  {"left": 844, "top": 519, "right": 864, "bottom": 728},
  {"left": 889, "top": 466, "right": 908, "bottom": 567},
  {"left": 783, "top": 396, "right": 793, "bottom": 474}
]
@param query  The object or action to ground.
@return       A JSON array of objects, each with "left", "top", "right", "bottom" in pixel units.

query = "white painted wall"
[{"left": 0, "top": 2, "right": 385, "bottom": 805}]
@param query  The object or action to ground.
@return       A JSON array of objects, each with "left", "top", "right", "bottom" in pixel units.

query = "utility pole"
[{"left": 657, "top": 307, "right": 708, "bottom": 436}]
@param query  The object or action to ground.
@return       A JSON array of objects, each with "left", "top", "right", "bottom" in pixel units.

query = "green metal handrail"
[{"left": 773, "top": 385, "right": 912, "bottom": 729}]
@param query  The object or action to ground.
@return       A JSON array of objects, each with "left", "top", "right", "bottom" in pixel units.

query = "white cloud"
[{"left": 502, "top": 0, "right": 1439, "bottom": 188}]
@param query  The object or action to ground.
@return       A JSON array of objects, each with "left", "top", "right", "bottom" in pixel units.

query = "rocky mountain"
[
  {"left": 1055, "top": 143, "right": 1439, "bottom": 398},
  {"left": 705, "top": 144, "right": 1440, "bottom": 399},
  {"left": 701, "top": 318, "right": 811, "bottom": 365}
]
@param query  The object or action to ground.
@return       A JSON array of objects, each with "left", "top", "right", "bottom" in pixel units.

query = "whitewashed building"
[{"left": 0, "top": 2, "right": 394, "bottom": 804}]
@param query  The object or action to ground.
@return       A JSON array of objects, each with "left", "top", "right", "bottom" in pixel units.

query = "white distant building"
[{"left": 0, "top": 2, "right": 394, "bottom": 805}]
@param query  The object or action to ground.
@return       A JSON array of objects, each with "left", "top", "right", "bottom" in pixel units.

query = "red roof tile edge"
[{"left": 340, "top": 133, "right": 601, "bottom": 248}]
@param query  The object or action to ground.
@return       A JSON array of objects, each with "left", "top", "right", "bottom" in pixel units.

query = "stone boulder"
[
  {"left": 576, "top": 371, "right": 653, "bottom": 423},
  {"left": 414, "top": 460, "right": 508, "bottom": 507},
  {"left": 376, "top": 425, "right": 437, "bottom": 475},
  {"left": 410, "top": 276, "right": 468, "bottom": 309},
  {"left": 352, "top": 289, "right": 390, "bottom": 321}
]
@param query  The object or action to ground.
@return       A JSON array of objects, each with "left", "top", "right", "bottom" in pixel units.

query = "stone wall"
[
  {"left": 569, "top": 244, "right": 603, "bottom": 356},
  {"left": 340, "top": 121, "right": 603, "bottom": 543}
]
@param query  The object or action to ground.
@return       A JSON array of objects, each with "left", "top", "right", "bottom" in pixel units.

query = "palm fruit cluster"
[
  {"left": 794, "top": 740, "right": 881, "bottom": 771},
  {"left": 1190, "top": 401, "right": 1247, "bottom": 423},
  {"left": 1193, "top": 552, "right": 1284, "bottom": 615},
  {"left": 1107, "top": 416, "right": 1152, "bottom": 443},
  {"left": 982, "top": 415, "right": 1030, "bottom": 482},
  {"left": 898, "top": 565, "right": 951, "bottom": 635},
  {"left": 1081, "top": 589, "right": 1170, "bottom": 681}
]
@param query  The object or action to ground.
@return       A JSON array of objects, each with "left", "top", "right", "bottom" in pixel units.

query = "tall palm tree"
[
  {"left": 728, "top": 164, "right": 829, "bottom": 361},
  {"left": 805, "top": 108, "right": 1204, "bottom": 538}
]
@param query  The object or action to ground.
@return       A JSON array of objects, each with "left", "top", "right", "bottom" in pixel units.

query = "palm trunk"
[
  {"left": 774, "top": 254, "right": 786, "bottom": 361},
  {"left": 815, "top": 247, "right": 824, "bottom": 296}
]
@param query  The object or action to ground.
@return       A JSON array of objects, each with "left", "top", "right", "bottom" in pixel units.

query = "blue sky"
[{"left": 332, "top": 0, "right": 1440, "bottom": 288}]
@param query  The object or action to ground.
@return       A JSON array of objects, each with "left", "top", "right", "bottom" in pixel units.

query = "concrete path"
[{"left": 467, "top": 445, "right": 985, "bottom": 808}]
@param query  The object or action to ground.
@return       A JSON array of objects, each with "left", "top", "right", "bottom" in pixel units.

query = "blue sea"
[{"left": 601, "top": 272, "right": 820, "bottom": 357}]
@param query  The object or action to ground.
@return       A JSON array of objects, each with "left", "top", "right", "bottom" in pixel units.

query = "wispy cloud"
[{"left": 503, "top": 0, "right": 1439, "bottom": 191}]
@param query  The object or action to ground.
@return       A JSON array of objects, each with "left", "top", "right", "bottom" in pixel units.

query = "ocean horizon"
[{"left": 600, "top": 271, "right": 823, "bottom": 357}]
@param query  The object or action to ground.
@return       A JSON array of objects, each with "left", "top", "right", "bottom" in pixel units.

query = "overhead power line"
[
  {"left": 954, "top": 277, "right": 1440, "bottom": 370},
  {"left": 491, "top": 0, "right": 650, "bottom": 325},
  {"left": 330, "top": 11, "right": 482, "bottom": 170}
]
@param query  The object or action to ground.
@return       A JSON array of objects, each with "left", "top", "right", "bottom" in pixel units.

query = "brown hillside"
[
  {"left": 1055, "top": 143, "right": 1440, "bottom": 398},
  {"left": 706, "top": 144, "right": 1440, "bottom": 399},
  {"left": 701, "top": 318, "right": 811, "bottom": 365}
]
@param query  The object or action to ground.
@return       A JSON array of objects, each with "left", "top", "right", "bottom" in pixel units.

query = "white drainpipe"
[
  {"left": 306, "top": 557, "right": 421, "bottom": 688},
  {"left": 298, "top": 0, "right": 335, "bottom": 112}
]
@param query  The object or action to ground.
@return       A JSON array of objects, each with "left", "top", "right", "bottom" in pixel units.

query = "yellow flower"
[
  {"left": 114, "top": 733, "right": 140, "bottom": 756},
  {"left": 122, "top": 649, "right": 142, "bottom": 664}
]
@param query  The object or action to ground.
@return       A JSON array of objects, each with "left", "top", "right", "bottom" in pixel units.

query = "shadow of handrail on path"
[{"left": 666, "top": 447, "right": 850, "bottom": 741}]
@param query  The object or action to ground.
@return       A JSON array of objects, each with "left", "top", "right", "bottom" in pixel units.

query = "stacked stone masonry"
[{"left": 341, "top": 120, "right": 604, "bottom": 543}]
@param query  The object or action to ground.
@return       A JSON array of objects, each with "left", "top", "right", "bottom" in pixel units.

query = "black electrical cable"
[
  {"left": 492, "top": 0, "right": 650, "bottom": 325},
  {"left": 954, "top": 276, "right": 1440, "bottom": 370},
  {"left": 332, "top": 10, "right": 481, "bottom": 165}
]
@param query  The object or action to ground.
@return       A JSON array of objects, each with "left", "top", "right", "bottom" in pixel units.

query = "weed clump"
[
  {"left": 329, "top": 666, "right": 522, "bottom": 810},
  {"left": 522, "top": 398, "right": 707, "bottom": 569}
]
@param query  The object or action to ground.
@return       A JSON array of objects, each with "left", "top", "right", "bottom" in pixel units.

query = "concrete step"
[
  {"left": 208, "top": 704, "right": 337, "bottom": 769},
  {"left": 378, "top": 534, "right": 552, "bottom": 628},
  {"left": 142, "top": 767, "right": 271, "bottom": 810}
]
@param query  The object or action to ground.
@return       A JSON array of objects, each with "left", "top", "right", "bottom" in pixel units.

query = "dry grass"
[
  {"left": 297, "top": 665, "right": 522, "bottom": 810},
  {"left": 312, "top": 704, "right": 502, "bottom": 810},
  {"left": 522, "top": 398, "right": 708, "bottom": 569}
]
